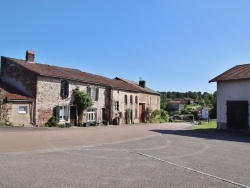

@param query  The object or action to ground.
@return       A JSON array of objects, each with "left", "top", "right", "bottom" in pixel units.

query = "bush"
[
  {"left": 45, "top": 116, "right": 59, "bottom": 127},
  {"left": 150, "top": 109, "right": 169, "bottom": 123},
  {"left": 0, "top": 122, "right": 6, "bottom": 126},
  {"left": 6, "top": 122, "right": 13, "bottom": 126},
  {"left": 58, "top": 124, "right": 66, "bottom": 128}
]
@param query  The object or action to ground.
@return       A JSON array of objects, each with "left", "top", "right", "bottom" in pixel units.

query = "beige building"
[{"left": 115, "top": 78, "right": 161, "bottom": 122}]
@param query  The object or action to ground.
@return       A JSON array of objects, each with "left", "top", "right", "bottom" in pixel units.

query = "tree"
[{"left": 72, "top": 87, "right": 93, "bottom": 125}]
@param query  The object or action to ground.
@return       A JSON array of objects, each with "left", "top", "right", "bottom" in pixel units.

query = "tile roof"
[
  {"left": 2, "top": 57, "right": 141, "bottom": 92},
  {"left": 115, "top": 77, "right": 160, "bottom": 95},
  {"left": 0, "top": 80, "right": 33, "bottom": 101},
  {"left": 209, "top": 64, "right": 250, "bottom": 82},
  {"left": 203, "top": 107, "right": 212, "bottom": 111}
]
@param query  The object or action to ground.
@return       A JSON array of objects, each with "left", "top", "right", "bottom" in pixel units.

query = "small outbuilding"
[
  {"left": 201, "top": 107, "right": 212, "bottom": 120},
  {"left": 209, "top": 64, "right": 250, "bottom": 132},
  {"left": 0, "top": 80, "right": 34, "bottom": 126}
]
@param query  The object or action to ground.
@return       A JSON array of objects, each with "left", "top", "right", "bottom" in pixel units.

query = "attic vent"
[{"left": 25, "top": 50, "right": 35, "bottom": 62}]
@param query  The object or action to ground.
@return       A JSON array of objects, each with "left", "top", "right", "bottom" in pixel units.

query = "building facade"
[
  {"left": 210, "top": 64, "right": 250, "bottom": 132},
  {"left": 1, "top": 50, "right": 160, "bottom": 126}
]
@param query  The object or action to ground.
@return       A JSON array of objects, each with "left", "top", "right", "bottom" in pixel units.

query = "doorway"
[
  {"left": 70, "top": 106, "right": 77, "bottom": 126},
  {"left": 227, "top": 101, "right": 248, "bottom": 130},
  {"left": 139, "top": 103, "right": 145, "bottom": 122}
]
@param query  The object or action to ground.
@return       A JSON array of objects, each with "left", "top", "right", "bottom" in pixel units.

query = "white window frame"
[
  {"left": 18, "top": 106, "right": 27, "bottom": 114},
  {"left": 56, "top": 106, "right": 69, "bottom": 122},
  {"left": 87, "top": 108, "right": 96, "bottom": 122}
]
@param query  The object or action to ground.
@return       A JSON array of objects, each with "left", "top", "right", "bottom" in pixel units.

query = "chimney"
[
  {"left": 25, "top": 50, "right": 35, "bottom": 62},
  {"left": 139, "top": 80, "right": 146, "bottom": 88}
]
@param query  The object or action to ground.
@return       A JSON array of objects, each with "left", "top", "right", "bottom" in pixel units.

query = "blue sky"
[{"left": 1, "top": 0, "right": 250, "bottom": 93}]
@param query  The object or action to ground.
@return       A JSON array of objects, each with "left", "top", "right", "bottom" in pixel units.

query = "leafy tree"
[
  {"left": 210, "top": 91, "right": 217, "bottom": 119},
  {"left": 72, "top": 87, "right": 93, "bottom": 125}
]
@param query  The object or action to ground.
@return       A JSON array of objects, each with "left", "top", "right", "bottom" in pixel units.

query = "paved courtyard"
[{"left": 0, "top": 123, "right": 250, "bottom": 188}]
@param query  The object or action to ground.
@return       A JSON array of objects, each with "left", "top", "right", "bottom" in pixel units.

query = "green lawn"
[{"left": 193, "top": 120, "right": 217, "bottom": 130}]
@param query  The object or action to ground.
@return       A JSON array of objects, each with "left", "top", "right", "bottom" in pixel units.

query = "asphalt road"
[{"left": 0, "top": 123, "right": 250, "bottom": 188}]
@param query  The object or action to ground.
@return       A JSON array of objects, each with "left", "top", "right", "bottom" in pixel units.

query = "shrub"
[
  {"left": 0, "top": 122, "right": 5, "bottom": 126},
  {"left": 150, "top": 109, "right": 169, "bottom": 123},
  {"left": 6, "top": 122, "right": 13, "bottom": 126},
  {"left": 45, "top": 116, "right": 59, "bottom": 127},
  {"left": 58, "top": 124, "right": 66, "bottom": 128}
]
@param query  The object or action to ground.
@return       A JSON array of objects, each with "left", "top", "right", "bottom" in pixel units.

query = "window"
[
  {"left": 18, "top": 106, "right": 27, "bottom": 114},
  {"left": 130, "top": 95, "right": 133, "bottom": 104},
  {"left": 115, "top": 101, "right": 119, "bottom": 111},
  {"left": 135, "top": 109, "right": 138, "bottom": 119},
  {"left": 135, "top": 96, "right": 138, "bottom": 104},
  {"left": 87, "top": 108, "right": 96, "bottom": 121},
  {"left": 95, "top": 88, "right": 99, "bottom": 101},
  {"left": 60, "top": 80, "right": 69, "bottom": 98},
  {"left": 124, "top": 95, "right": 127, "bottom": 104},
  {"left": 87, "top": 86, "right": 99, "bottom": 101},
  {"left": 56, "top": 106, "right": 69, "bottom": 121}
]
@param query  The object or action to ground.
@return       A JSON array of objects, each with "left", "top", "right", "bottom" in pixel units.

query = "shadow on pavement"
[{"left": 150, "top": 129, "right": 250, "bottom": 143}]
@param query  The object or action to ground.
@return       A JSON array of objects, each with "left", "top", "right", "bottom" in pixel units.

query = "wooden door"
[
  {"left": 139, "top": 103, "right": 145, "bottom": 122},
  {"left": 227, "top": 101, "right": 248, "bottom": 130},
  {"left": 70, "top": 106, "right": 77, "bottom": 126}
]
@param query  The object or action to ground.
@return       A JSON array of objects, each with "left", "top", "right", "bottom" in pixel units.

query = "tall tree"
[{"left": 72, "top": 87, "right": 93, "bottom": 125}]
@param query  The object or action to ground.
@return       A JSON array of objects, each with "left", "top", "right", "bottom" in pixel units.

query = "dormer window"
[{"left": 60, "top": 80, "right": 69, "bottom": 98}]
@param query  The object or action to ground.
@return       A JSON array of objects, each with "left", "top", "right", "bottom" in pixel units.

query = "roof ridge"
[
  {"left": 209, "top": 63, "right": 250, "bottom": 83},
  {"left": 5, "top": 57, "right": 82, "bottom": 72}
]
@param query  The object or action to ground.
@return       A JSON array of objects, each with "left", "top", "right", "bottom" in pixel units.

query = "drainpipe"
[{"left": 31, "top": 100, "right": 35, "bottom": 124}]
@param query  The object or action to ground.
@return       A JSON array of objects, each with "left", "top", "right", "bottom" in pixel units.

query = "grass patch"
[{"left": 193, "top": 120, "right": 217, "bottom": 130}]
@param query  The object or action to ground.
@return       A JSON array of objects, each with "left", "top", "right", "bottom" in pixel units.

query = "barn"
[{"left": 209, "top": 64, "right": 250, "bottom": 132}]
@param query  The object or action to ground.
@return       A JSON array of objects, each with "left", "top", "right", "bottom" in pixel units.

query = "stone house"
[
  {"left": 0, "top": 80, "right": 34, "bottom": 126},
  {"left": 115, "top": 78, "right": 161, "bottom": 122},
  {"left": 1, "top": 50, "right": 159, "bottom": 126},
  {"left": 209, "top": 63, "right": 250, "bottom": 132}
]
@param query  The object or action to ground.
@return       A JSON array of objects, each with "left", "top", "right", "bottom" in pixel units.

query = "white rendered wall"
[{"left": 217, "top": 80, "right": 250, "bottom": 130}]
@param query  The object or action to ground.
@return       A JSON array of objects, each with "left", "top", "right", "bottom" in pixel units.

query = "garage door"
[{"left": 227, "top": 101, "right": 249, "bottom": 130}]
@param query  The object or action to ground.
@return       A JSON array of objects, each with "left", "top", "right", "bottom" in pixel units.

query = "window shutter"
[
  {"left": 95, "top": 88, "right": 99, "bottom": 101},
  {"left": 65, "top": 106, "right": 69, "bottom": 121},
  {"left": 60, "top": 82, "right": 64, "bottom": 96},
  {"left": 56, "top": 106, "right": 60, "bottom": 122},
  {"left": 87, "top": 86, "right": 91, "bottom": 95},
  {"left": 65, "top": 81, "right": 69, "bottom": 97}
]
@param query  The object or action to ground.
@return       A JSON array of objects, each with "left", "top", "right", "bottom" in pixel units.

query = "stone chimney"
[
  {"left": 139, "top": 80, "right": 146, "bottom": 88},
  {"left": 25, "top": 50, "right": 35, "bottom": 62}
]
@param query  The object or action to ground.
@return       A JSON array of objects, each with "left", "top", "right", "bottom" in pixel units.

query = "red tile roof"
[
  {"left": 2, "top": 57, "right": 141, "bottom": 92},
  {"left": 115, "top": 77, "right": 160, "bottom": 95},
  {"left": 0, "top": 81, "right": 33, "bottom": 101},
  {"left": 209, "top": 64, "right": 250, "bottom": 82}
]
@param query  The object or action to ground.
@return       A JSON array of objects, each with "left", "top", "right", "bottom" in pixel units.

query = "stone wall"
[
  {"left": 36, "top": 76, "right": 106, "bottom": 125},
  {"left": 1, "top": 57, "right": 37, "bottom": 98}
]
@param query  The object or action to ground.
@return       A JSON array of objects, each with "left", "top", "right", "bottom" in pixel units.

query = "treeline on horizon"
[{"left": 159, "top": 91, "right": 217, "bottom": 111}]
